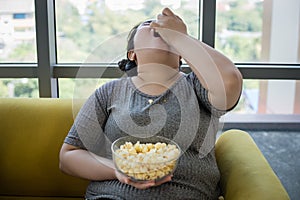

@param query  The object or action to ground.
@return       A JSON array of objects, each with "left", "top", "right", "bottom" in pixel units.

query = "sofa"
[{"left": 0, "top": 98, "right": 290, "bottom": 200}]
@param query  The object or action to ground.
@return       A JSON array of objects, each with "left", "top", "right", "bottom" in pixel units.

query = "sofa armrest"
[{"left": 215, "top": 129, "right": 290, "bottom": 200}]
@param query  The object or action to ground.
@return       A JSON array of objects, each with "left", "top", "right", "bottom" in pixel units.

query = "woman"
[{"left": 59, "top": 7, "right": 242, "bottom": 200}]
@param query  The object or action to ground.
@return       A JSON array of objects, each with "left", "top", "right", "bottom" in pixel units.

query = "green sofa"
[{"left": 0, "top": 98, "right": 290, "bottom": 200}]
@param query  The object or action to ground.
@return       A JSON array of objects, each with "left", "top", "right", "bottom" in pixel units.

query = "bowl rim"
[{"left": 111, "top": 135, "right": 182, "bottom": 164}]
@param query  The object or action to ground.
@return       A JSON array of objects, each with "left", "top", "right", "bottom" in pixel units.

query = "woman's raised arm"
[{"left": 151, "top": 8, "right": 243, "bottom": 110}]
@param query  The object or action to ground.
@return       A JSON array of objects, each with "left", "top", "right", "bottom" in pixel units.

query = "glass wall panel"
[
  {"left": 59, "top": 78, "right": 114, "bottom": 98},
  {"left": 55, "top": 0, "right": 199, "bottom": 63},
  {"left": 60, "top": 78, "right": 300, "bottom": 115},
  {"left": 216, "top": 0, "right": 300, "bottom": 64},
  {"left": 231, "top": 79, "right": 300, "bottom": 114},
  {"left": 0, "top": 0, "right": 37, "bottom": 62},
  {"left": 0, "top": 78, "right": 39, "bottom": 97}
]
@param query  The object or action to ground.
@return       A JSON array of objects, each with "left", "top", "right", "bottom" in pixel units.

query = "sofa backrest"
[{"left": 0, "top": 98, "right": 88, "bottom": 198}]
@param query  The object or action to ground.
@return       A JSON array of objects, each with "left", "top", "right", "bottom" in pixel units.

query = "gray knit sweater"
[{"left": 64, "top": 72, "right": 228, "bottom": 200}]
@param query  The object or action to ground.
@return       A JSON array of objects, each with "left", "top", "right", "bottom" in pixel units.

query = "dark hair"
[{"left": 118, "top": 23, "right": 140, "bottom": 74}]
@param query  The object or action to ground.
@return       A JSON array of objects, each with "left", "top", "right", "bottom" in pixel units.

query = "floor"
[{"left": 242, "top": 130, "right": 300, "bottom": 200}]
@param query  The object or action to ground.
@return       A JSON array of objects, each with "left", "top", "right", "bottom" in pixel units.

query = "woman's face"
[{"left": 133, "top": 20, "right": 179, "bottom": 66}]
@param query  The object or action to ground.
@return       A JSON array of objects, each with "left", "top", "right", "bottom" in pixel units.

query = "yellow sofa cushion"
[
  {"left": 0, "top": 98, "right": 87, "bottom": 198},
  {"left": 215, "top": 129, "right": 290, "bottom": 200}
]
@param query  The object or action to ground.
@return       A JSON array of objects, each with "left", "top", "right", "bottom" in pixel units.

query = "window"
[
  {"left": 0, "top": 0, "right": 299, "bottom": 128},
  {"left": 58, "top": 78, "right": 114, "bottom": 98},
  {"left": 216, "top": 0, "right": 300, "bottom": 64},
  {"left": 0, "top": 78, "right": 39, "bottom": 98},
  {"left": 0, "top": 0, "right": 37, "bottom": 97},
  {"left": 215, "top": 0, "right": 300, "bottom": 116},
  {"left": 231, "top": 79, "right": 300, "bottom": 114},
  {"left": 0, "top": 0, "right": 37, "bottom": 63}
]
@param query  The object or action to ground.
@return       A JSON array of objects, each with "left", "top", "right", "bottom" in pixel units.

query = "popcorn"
[{"left": 114, "top": 141, "right": 180, "bottom": 181}]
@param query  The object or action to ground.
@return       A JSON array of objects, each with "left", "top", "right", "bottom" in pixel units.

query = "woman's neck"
[
  {"left": 132, "top": 64, "right": 182, "bottom": 96},
  {"left": 136, "top": 63, "right": 180, "bottom": 83}
]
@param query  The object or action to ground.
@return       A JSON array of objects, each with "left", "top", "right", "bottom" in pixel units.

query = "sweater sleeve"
[{"left": 64, "top": 82, "right": 112, "bottom": 156}]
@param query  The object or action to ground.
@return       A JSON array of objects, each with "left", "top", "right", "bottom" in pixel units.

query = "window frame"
[{"left": 0, "top": 0, "right": 299, "bottom": 130}]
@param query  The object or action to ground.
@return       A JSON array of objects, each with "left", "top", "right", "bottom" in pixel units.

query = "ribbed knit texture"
[{"left": 65, "top": 72, "right": 227, "bottom": 200}]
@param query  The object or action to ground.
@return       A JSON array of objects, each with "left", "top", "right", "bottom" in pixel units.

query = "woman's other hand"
[{"left": 115, "top": 170, "right": 172, "bottom": 190}]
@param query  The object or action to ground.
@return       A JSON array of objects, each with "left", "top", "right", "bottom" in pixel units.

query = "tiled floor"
[{"left": 246, "top": 130, "right": 300, "bottom": 200}]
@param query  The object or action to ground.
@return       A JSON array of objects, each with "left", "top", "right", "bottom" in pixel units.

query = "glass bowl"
[{"left": 111, "top": 135, "right": 181, "bottom": 182}]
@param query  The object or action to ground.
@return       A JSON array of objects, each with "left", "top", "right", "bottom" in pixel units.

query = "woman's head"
[{"left": 118, "top": 19, "right": 182, "bottom": 75}]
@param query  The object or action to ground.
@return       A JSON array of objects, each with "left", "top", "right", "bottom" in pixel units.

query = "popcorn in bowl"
[{"left": 111, "top": 136, "right": 181, "bottom": 182}]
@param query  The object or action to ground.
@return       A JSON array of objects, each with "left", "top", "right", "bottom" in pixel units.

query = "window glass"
[
  {"left": 231, "top": 79, "right": 300, "bottom": 114},
  {"left": 0, "top": 78, "right": 39, "bottom": 98},
  {"left": 60, "top": 78, "right": 300, "bottom": 115},
  {"left": 0, "top": 0, "right": 37, "bottom": 62},
  {"left": 216, "top": 0, "right": 300, "bottom": 64},
  {"left": 58, "top": 78, "right": 114, "bottom": 98},
  {"left": 55, "top": 0, "right": 199, "bottom": 63}
]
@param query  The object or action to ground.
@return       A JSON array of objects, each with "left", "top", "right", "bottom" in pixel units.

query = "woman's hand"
[
  {"left": 115, "top": 170, "right": 172, "bottom": 190},
  {"left": 150, "top": 7, "right": 187, "bottom": 44}
]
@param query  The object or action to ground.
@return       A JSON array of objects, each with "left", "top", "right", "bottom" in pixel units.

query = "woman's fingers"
[
  {"left": 127, "top": 179, "right": 155, "bottom": 190},
  {"left": 126, "top": 175, "right": 172, "bottom": 189},
  {"left": 155, "top": 174, "right": 172, "bottom": 186},
  {"left": 162, "top": 7, "right": 175, "bottom": 16},
  {"left": 118, "top": 172, "right": 173, "bottom": 190},
  {"left": 162, "top": 7, "right": 183, "bottom": 21},
  {"left": 134, "top": 175, "right": 173, "bottom": 189}
]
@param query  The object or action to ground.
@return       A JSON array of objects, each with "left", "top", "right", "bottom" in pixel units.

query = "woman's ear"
[{"left": 127, "top": 50, "right": 136, "bottom": 61}]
